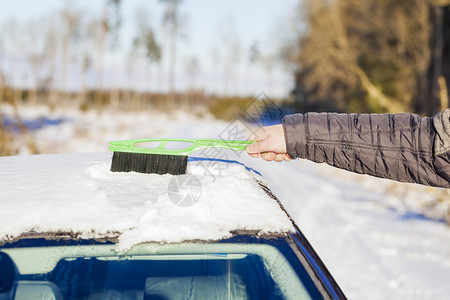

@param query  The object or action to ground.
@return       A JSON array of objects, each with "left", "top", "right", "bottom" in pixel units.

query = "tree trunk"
[
  {"left": 439, "top": 75, "right": 449, "bottom": 109},
  {"left": 430, "top": 6, "right": 444, "bottom": 115}
]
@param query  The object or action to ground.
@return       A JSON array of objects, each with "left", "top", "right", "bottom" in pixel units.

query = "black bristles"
[{"left": 111, "top": 152, "right": 188, "bottom": 175}]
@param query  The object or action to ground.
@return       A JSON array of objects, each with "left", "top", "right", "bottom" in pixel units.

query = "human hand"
[{"left": 246, "top": 124, "right": 291, "bottom": 162}]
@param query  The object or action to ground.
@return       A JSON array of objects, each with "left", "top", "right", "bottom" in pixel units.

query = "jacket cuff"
[
  {"left": 282, "top": 113, "right": 306, "bottom": 159},
  {"left": 433, "top": 108, "right": 450, "bottom": 155}
]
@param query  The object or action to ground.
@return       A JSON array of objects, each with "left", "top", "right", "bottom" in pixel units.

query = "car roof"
[{"left": 0, "top": 153, "right": 294, "bottom": 250}]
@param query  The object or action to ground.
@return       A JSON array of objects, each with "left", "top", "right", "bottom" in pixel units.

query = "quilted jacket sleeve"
[{"left": 282, "top": 109, "right": 450, "bottom": 188}]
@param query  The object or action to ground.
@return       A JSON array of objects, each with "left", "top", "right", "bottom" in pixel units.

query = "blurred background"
[
  {"left": 1, "top": 1, "right": 450, "bottom": 299},
  {"left": 1, "top": 0, "right": 450, "bottom": 154}
]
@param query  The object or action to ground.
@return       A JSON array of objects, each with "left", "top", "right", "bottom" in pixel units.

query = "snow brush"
[{"left": 109, "top": 138, "right": 255, "bottom": 175}]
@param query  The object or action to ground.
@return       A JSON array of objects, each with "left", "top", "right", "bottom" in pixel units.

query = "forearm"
[{"left": 282, "top": 110, "right": 450, "bottom": 188}]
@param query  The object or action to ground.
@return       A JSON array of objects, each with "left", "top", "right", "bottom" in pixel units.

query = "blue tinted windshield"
[
  {"left": 0, "top": 236, "right": 323, "bottom": 300},
  {"left": 39, "top": 255, "right": 279, "bottom": 299}
]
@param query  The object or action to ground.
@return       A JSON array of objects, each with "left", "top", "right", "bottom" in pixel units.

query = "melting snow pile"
[{"left": 0, "top": 152, "right": 293, "bottom": 250}]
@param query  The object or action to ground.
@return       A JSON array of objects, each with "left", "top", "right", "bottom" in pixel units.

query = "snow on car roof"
[{"left": 0, "top": 152, "right": 294, "bottom": 250}]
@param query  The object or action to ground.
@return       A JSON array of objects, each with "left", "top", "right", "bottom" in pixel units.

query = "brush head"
[{"left": 111, "top": 152, "right": 188, "bottom": 175}]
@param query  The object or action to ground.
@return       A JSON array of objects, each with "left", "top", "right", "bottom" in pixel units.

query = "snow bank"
[{"left": 0, "top": 152, "right": 293, "bottom": 250}]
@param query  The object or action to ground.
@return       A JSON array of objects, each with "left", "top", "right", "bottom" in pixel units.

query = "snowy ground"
[{"left": 2, "top": 104, "right": 450, "bottom": 299}]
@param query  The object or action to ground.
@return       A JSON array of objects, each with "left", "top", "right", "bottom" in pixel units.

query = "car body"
[{"left": 0, "top": 153, "right": 346, "bottom": 299}]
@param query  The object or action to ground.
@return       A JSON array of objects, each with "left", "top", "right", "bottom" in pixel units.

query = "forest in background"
[{"left": 286, "top": 0, "right": 450, "bottom": 115}]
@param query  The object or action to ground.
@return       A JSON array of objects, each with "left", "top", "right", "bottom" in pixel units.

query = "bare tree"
[
  {"left": 219, "top": 17, "right": 241, "bottom": 96},
  {"left": 249, "top": 41, "right": 277, "bottom": 95},
  {"left": 127, "top": 37, "right": 142, "bottom": 110},
  {"left": 92, "top": 0, "right": 122, "bottom": 110},
  {"left": 160, "top": 0, "right": 184, "bottom": 94},
  {"left": 209, "top": 45, "right": 221, "bottom": 95},
  {"left": 42, "top": 27, "right": 59, "bottom": 109},
  {"left": 125, "top": 49, "right": 137, "bottom": 110},
  {"left": 108, "top": 0, "right": 122, "bottom": 109},
  {"left": 78, "top": 53, "right": 92, "bottom": 110},
  {"left": 246, "top": 41, "right": 260, "bottom": 95},
  {"left": 60, "top": 6, "right": 82, "bottom": 104},
  {"left": 135, "top": 9, "right": 162, "bottom": 92},
  {"left": 185, "top": 56, "right": 199, "bottom": 92},
  {"left": 132, "top": 8, "right": 162, "bottom": 109},
  {"left": 28, "top": 52, "right": 45, "bottom": 106},
  {"left": 3, "top": 19, "right": 26, "bottom": 106}
]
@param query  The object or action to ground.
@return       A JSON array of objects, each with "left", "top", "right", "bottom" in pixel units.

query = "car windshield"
[{"left": 0, "top": 236, "right": 323, "bottom": 300}]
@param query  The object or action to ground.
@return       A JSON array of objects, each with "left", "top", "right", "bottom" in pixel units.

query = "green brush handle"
[{"left": 109, "top": 138, "right": 256, "bottom": 156}]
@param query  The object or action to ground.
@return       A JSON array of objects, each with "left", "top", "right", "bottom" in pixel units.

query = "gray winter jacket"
[{"left": 282, "top": 109, "right": 450, "bottom": 188}]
